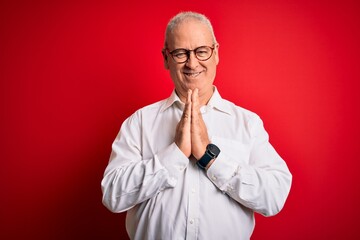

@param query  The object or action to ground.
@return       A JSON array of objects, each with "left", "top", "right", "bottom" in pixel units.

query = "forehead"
[{"left": 167, "top": 19, "right": 213, "bottom": 49}]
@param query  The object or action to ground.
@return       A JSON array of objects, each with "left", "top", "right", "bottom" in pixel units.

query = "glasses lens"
[
  {"left": 169, "top": 46, "right": 214, "bottom": 63},
  {"left": 171, "top": 49, "right": 188, "bottom": 62},
  {"left": 195, "top": 46, "right": 212, "bottom": 60}
]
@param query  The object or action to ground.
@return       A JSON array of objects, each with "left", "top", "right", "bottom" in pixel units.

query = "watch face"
[{"left": 208, "top": 144, "right": 220, "bottom": 156}]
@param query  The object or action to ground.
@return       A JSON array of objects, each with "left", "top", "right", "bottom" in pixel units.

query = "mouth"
[{"left": 183, "top": 71, "right": 202, "bottom": 78}]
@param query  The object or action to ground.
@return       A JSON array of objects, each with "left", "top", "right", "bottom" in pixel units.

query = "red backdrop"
[{"left": 1, "top": 0, "right": 359, "bottom": 239}]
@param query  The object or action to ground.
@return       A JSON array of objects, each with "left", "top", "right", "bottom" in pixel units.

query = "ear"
[
  {"left": 214, "top": 43, "right": 220, "bottom": 65},
  {"left": 162, "top": 50, "right": 169, "bottom": 70}
]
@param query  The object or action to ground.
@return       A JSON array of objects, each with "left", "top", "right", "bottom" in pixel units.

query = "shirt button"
[
  {"left": 212, "top": 175, "right": 217, "bottom": 181},
  {"left": 189, "top": 219, "right": 194, "bottom": 224},
  {"left": 191, "top": 188, "right": 196, "bottom": 193}
]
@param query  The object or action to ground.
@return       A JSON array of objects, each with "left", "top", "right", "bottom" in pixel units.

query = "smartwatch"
[{"left": 196, "top": 143, "right": 221, "bottom": 169}]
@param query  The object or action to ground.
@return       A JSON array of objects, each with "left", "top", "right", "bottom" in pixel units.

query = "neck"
[
  {"left": 198, "top": 88, "right": 214, "bottom": 106},
  {"left": 176, "top": 86, "right": 214, "bottom": 106}
]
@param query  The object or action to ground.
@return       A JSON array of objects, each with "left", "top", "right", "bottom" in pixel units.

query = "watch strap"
[{"left": 196, "top": 151, "right": 214, "bottom": 169}]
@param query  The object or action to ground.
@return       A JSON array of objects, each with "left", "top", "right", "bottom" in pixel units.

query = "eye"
[
  {"left": 196, "top": 47, "right": 210, "bottom": 57},
  {"left": 171, "top": 49, "right": 187, "bottom": 58},
  {"left": 173, "top": 52, "right": 187, "bottom": 59}
]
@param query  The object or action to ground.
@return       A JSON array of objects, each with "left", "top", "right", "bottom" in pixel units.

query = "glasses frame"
[{"left": 164, "top": 44, "right": 216, "bottom": 64}]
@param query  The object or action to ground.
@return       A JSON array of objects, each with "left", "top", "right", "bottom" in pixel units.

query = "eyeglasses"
[{"left": 164, "top": 45, "right": 215, "bottom": 64}]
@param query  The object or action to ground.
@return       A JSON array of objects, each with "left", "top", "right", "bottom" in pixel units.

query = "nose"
[{"left": 185, "top": 51, "right": 199, "bottom": 69}]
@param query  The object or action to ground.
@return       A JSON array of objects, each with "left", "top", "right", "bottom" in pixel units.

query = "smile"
[{"left": 184, "top": 71, "right": 202, "bottom": 78}]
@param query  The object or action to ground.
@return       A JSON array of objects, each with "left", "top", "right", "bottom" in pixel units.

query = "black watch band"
[{"left": 196, "top": 143, "right": 221, "bottom": 169}]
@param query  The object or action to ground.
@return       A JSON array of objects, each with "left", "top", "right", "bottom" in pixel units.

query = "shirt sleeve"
[
  {"left": 206, "top": 115, "right": 292, "bottom": 216},
  {"left": 101, "top": 111, "right": 189, "bottom": 213}
]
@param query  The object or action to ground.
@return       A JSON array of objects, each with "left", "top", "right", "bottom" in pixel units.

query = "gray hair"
[{"left": 164, "top": 11, "right": 217, "bottom": 49}]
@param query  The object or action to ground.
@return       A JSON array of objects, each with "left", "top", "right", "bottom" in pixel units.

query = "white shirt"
[{"left": 101, "top": 88, "right": 292, "bottom": 240}]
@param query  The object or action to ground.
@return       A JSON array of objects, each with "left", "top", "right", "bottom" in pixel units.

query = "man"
[{"left": 101, "top": 11, "right": 292, "bottom": 240}]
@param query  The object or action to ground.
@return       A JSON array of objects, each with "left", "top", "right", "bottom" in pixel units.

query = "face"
[{"left": 164, "top": 19, "right": 219, "bottom": 103}]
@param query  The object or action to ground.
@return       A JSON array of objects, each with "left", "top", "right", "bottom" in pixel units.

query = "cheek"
[
  {"left": 168, "top": 67, "right": 182, "bottom": 83},
  {"left": 205, "top": 62, "right": 217, "bottom": 75},
  {"left": 170, "top": 66, "right": 182, "bottom": 77}
]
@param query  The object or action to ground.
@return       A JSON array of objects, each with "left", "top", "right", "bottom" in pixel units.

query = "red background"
[{"left": 1, "top": 0, "right": 359, "bottom": 239}]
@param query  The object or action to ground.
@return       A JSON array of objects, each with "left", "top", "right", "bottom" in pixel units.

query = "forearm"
[
  {"left": 101, "top": 143, "right": 188, "bottom": 213},
  {"left": 207, "top": 149, "right": 292, "bottom": 216}
]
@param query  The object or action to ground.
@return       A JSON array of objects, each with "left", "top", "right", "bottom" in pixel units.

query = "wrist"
[
  {"left": 194, "top": 146, "right": 207, "bottom": 160},
  {"left": 205, "top": 159, "right": 215, "bottom": 170},
  {"left": 196, "top": 144, "right": 220, "bottom": 170}
]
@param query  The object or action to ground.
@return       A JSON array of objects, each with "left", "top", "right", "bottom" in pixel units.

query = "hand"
[
  {"left": 175, "top": 88, "right": 210, "bottom": 159},
  {"left": 191, "top": 88, "right": 210, "bottom": 159},
  {"left": 175, "top": 89, "right": 192, "bottom": 157}
]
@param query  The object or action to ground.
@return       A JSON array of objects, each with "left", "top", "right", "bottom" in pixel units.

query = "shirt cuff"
[
  {"left": 206, "top": 152, "right": 256, "bottom": 191},
  {"left": 206, "top": 153, "right": 235, "bottom": 188},
  {"left": 155, "top": 142, "right": 189, "bottom": 186}
]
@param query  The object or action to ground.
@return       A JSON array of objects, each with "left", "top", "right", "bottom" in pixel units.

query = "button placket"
[{"left": 185, "top": 162, "right": 200, "bottom": 239}]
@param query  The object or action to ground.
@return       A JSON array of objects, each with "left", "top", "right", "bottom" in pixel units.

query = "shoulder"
[
  {"left": 221, "top": 98, "right": 261, "bottom": 122},
  {"left": 221, "top": 98, "right": 267, "bottom": 138},
  {"left": 136, "top": 98, "right": 168, "bottom": 115},
  {"left": 125, "top": 98, "right": 168, "bottom": 122}
]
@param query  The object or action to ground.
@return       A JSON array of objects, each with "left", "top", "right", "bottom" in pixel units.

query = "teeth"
[{"left": 185, "top": 72, "right": 200, "bottom": 77}]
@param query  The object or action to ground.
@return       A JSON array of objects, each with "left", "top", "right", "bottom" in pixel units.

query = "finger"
[
  {"left": 191, "top": 88, "right": 199, "bottom": 107},
  {"left": 191, "top": 88, "right": 200, "bottom": 120},
  {"left": 182, "top": 89, "right": 192, "bottom": 121},
  {"left": 187, "top": 89, "right": 192, "bottom": 103}
]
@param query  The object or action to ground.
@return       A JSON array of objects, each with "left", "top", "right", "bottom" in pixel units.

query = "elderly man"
[{"left": 102, "top": 11, "right": 292, "bottom": 240}]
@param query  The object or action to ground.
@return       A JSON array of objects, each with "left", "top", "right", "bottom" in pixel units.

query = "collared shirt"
[{"left": 101, "top": 87, "right": 292, "bottom": 240}]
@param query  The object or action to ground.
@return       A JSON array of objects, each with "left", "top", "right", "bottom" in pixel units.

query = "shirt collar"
[
  {"left": 207, "top": 87, "right": 232, "bottom": 115},
  {"left": 160, "top": 90, "right": 183, "bottom": 113},
  {"left": 160, "top": 86, "right": 232, "bottom": 115}
]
